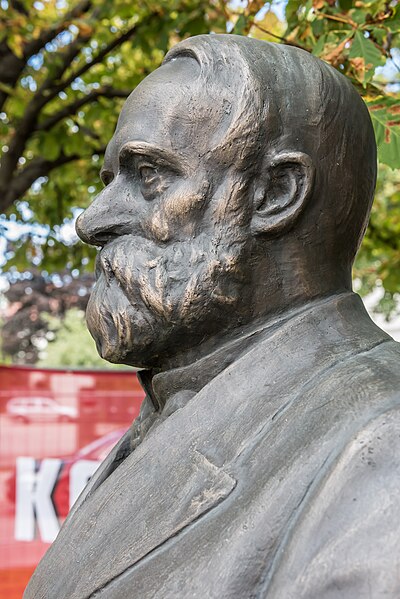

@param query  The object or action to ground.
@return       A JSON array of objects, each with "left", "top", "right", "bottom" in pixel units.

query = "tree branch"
[
  {"left": 0, "top": 0, "right": 93, "bottom": 111},
  {"left": 36, "top": 87, "right": 131, "bottom": 132},
  {"left": 39, "top": 14, "right": 157, "bottom": 112},
  {"left": 23, "top": 0, "right": 93, "bottom": 61},
  {"left": 0, "top": 154, "right": 77, "bottom": 212},
  {"left": 315, "top": 11, "right": 357, "bottom": 28},
  {"left": 72, "top": 122, "right": 101, "bottom": 141},
  {"left": 54, "top": 20, "right": 150, "bottom": 95},
  {"left": 37, "top": 17, "right": 98, "bottom": 95},
  {"left": 0, "top": 148, "right": 105, "bottom": 213}
]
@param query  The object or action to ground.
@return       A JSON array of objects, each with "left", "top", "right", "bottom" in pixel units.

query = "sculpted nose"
[{"left": 76, "top": 187, "right": 136, "bottom": 247}]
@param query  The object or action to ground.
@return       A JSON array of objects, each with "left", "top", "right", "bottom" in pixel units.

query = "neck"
[
  {"left": 157, "top": 290, "right": 349, "bottom": 373},
  {"left": 250, "top": 237, "right": 353, "bottom": 319}
]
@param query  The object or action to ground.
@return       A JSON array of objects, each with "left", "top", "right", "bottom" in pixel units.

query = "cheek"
[{"left": 146, "top": 182, "right": 209, "bottom": 242}]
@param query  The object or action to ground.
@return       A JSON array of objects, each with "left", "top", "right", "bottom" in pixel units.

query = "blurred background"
[{"left": 0, "top": 0, "right": 399, "bottom": 596}]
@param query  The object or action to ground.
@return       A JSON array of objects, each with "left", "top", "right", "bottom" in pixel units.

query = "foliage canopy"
[{"left": 0, "top": 0, "right": 399, "bottom": 312}]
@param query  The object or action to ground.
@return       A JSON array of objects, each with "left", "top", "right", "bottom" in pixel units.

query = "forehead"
[{"left": 104, "top": 57, "right": 234, "bottom": 170}]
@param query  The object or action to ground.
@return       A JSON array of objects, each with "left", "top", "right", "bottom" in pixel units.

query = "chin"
[
  {"left": 95, "top": 333, "right": 128, "bottom": 365},
  {"left": 95, "top": 334, "right": 154, "bottom": 368},
  {"left": 86, "top": 286, "right": 161, "bottom": 368}
]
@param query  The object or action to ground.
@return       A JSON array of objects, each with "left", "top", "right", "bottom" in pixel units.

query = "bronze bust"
[{"left": 25, "top": 35, "right": 400, "bottom": 598}]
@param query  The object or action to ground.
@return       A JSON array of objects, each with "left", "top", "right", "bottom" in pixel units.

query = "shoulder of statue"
[{"left": 263, "top": 405, "right": 400, "bottom": 598}]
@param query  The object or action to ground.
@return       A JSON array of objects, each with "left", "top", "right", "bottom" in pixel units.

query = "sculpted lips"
[
  {"left": 96, "top": 241, "right": 124, "bottom": 286},
  {"left": 95, "top": 235, "right": 159, "bottom": 304},
  {"left": 94, "top": 252, "right": 116, "bottom": 287},
  {"left": 101, "top": 254, "right": 116, "bottom": 286},
  {"left": 94, "top": 253, "right": 105, "bottom": 281}
]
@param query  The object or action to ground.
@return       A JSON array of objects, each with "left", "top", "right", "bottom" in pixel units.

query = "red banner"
[{"left": 0, "top": 365, "right": 145, "bottom": 598}]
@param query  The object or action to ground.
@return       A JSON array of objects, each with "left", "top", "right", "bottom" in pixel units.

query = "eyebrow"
[{"left": 119, "top": 141, "right": 187, "bottom": 173}]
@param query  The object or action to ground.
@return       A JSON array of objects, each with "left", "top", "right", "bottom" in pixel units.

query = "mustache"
[
  {"left": 96, "top": 236, "right": 132, "bottom": 281},
  {"left": 96, "top": 235, "right": 158, "bottom": 283},
  {"left": 95, "top": 235, "right": 174, "bottom": 320}
]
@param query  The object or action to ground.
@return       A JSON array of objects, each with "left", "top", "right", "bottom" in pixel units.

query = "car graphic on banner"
[
  {"left": 6, "top": 396, "right": 78, "bottom": 423},
  {"left": 0, "top": 365, "right": 145, "bottom": 598}
]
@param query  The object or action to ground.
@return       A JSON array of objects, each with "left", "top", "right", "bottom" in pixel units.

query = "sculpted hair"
[
  {"left": 164, "top": 35, "right": 264, "bottom": 169},
  {"left": 164, "top": 35, "right": 377, "bottom": 268}
]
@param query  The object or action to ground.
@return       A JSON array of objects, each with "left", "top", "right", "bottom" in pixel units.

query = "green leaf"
[
  {"left": 286, "top": 0, "right": 302, "bottom": 25},
  {"left": 350, "top": 9, "right": 367, "bottom": 25},
  {"left": 312, "top": 34, "right": 326, "bottom": 56},
  {"left": 368, "top": 99, "right": 400, "bottom": 169},
  {"left": 7, "top": 33, "right": 25, "bottom": 58},
  {"left": 338, "top": 0, "right": 353, "bottom": 11},
  {"left": 233, "top": 14, "right": 247, "bottom": 35},
  {"left": 40, "top": 134, "right": 60, "bottom": 161},
  {"left": 349, "top": 30, "right": 384, "bottom": 85},
  {"left": 311, "top": 18, "right": 324, "bottom": 38},
  {"left": 370, "top": 27, "right": 386, "bottom": 45},
  {"left": 385, "top": 6, "right": 400, "bottom": 33},
  {"left": 179, "top": 15, "right": 208, "bottom": 37}
]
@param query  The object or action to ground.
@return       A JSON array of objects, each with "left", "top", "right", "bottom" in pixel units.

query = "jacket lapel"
[
  {"left": 68, "top": 427, "right": 133, "bottom": 518},
  {"left": 26, "top": 430, "right": 236, "bottom": 599}
]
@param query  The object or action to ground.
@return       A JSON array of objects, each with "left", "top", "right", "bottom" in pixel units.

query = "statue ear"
[{"left": 251, "top": 151, "right": 315, "bottom": 236}]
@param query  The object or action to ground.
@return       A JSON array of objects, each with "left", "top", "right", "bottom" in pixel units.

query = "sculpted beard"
[{"left": 86, "top": 223, "right": 249, "bottom": 368}]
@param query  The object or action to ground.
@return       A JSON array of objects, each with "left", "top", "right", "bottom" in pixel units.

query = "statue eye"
[
  {"left": 100, "top": 169, "right": 114, "bottom": 187},
  {"left": 138, "top": 164, "right": 158, "bottom": 185}
]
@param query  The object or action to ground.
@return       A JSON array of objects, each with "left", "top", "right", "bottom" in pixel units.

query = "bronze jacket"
[{"left": 25, "top": 293, "right": 400, "bottom": 598}]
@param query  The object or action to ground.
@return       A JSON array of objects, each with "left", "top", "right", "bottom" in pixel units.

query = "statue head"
[{"left": 76, "top": 34, "right": 377, "bottom": 369}]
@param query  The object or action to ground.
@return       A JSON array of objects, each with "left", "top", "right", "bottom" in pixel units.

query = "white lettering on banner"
[
  {"left": 13, "top": 457, "right": 102, "bottom": 542},
  {"left": 15, "top": 457, "right": 61, "bottom": 543},
  {"left": 69, "top": 459, "right": 100, "bottom": 508}
]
